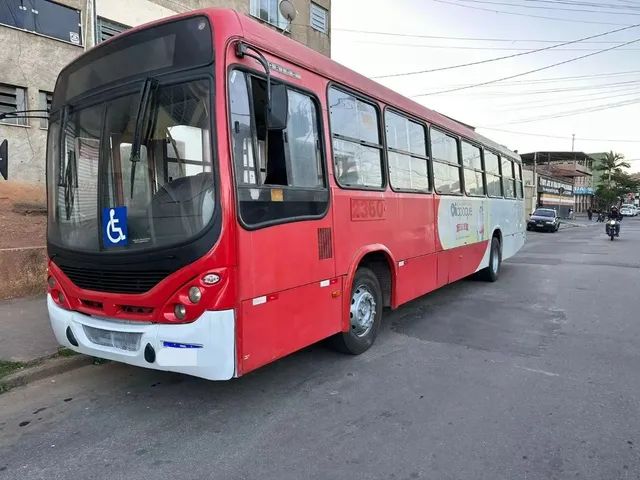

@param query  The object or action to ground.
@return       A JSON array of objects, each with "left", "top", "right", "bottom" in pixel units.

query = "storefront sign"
[{"left": 538, "top": 177, "right": 573, "bottom": 196}]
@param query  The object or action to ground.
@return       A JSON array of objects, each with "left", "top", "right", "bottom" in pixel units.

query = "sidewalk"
[
  {"left": 560, "top": 216, "right": 600, "bottom": 229},
  {"left": 0, "top": 295, "right": 58, "bottom": 363}
]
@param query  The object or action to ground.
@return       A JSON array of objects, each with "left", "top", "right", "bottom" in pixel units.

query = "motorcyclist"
[
  {"left": 607, "top": 205, "right": 622, "bottom": 236},
  {"left": 607, "top": 205, "right": 623, "bottom": 221}
]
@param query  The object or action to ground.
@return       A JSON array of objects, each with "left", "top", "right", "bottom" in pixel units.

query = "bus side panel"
[
  {"left": 239, "top": 278, "right": 343, "bottom": 374},
  {"left": 394, "top": 253, "right": 438, "bottom": 305}
]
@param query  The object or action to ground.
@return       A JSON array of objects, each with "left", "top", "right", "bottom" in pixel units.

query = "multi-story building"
[
  {"left": 0, "top": 0, "right": 331, "bottom": 185},
  {"left": 521, "top": 151, "right": 595, "bottom": 214}
]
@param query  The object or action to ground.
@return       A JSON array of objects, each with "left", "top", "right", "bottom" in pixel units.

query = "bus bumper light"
[{"left": 188, "top": 286, "right": 202, "bottom": 304}]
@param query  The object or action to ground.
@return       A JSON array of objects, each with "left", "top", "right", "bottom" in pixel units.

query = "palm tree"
[{"left": 596, "top": 151, "right": 630, "bottom": 186}]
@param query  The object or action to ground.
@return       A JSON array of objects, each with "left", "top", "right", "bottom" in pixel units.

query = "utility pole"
[{"left": 571, "top": 133, "right": 575, "bottom": 152}]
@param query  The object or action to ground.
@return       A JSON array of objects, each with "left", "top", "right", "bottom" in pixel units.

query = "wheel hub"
[{"left": 350, "top": 284, "right": 376, "bottom": 337}]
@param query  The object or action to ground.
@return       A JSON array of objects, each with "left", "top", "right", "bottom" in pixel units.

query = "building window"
[
  {"left": 39, "top": 90, "right": 52, "bottom": 128},
  {"left": 385, "top": 111, "right": 429, "bottom": 192},
  {"left": 96, "top": 17, "right": 130, "bottom": 44},
  {"left": 0, "top": 83, "right": 28, "bottom": 126},
  {"left": 250, "top": 0, "right": 287, "bottom": 29},
  {"left": 431, "top": 128, "right": 462, "bottom": 195},
  {"left": 329, "top": 87, "right": 383, "bottom": 189},
  {"left": 461, "top": 141, "right": 485, "bottom": 196},
  {"left": 310, "top": 2, "right": 329, "bottom": 33},
  {"left": 0, "top": 0, "right": 82, "bottom": 45}
]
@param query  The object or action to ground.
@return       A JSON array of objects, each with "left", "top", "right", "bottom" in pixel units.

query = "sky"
[{"left": 330, "top": 0, "right": 640, "bottom": 172}]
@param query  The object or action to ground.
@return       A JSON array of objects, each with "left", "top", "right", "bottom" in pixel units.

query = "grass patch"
[
  {"left": 0, "top": 360, "right": 25, "bottom": 380},
  {"left": 57, "top": 347, "right": 78, "bottom": 357}
]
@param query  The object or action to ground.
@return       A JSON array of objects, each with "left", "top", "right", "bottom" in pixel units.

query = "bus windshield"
[{"left": 47, "top": 79, "right": 215, "bottom": 252}]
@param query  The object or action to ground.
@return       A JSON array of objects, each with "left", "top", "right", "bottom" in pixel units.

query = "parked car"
[
  {"left": 527, "top": 208, "right": 560, "bottom": 232},
  {"left": 620, "top": 204, "right": 636, "bottom": 217}
]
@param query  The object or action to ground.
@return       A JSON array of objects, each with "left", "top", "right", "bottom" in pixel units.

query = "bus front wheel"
[{"left": 330, "top": 267, "right": 382, "bottom": 355}]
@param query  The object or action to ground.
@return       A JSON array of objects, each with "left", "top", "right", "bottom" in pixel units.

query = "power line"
[
  {"left": 431, "top": 0, "right": 631, "bottom": 25},
  {"left": 494, "top": 86, "right": 640, "bottom": 110},
  {"left": 478, "top": 126, "right": 640, "bottom": 142},
  {"left": 416, "top": 71, "right": 640, "bottom": 90},
  {"left": 453, "top": 0, "right": 640, "bottom": 15},
  {"left": 425, "top": 79, "right": 640, "bottom": 97},
  {"left": 411, "top": 35, "right": 640, "bottom": 96},
  {"left": 518, "top": 0, "right": 640, "bottom": 12},
  {"left": 334, "top": 28, "right": 628, "bottom": 43},
  {"left": 495, "top": 96, "right": 640, "bottom": 124},
  {"left": 358, "top": 40, "right": 640, "bottom": 52},
  {"left": 373, "top": 22, "right": 640, "bottom": 79}
]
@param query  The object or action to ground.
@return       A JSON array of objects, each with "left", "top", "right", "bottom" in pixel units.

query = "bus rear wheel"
[
  {"left": 330, "top": 267, "right": 382, "bottom": 355},
  {"left": 479, "top": 236, "right": 501, "bottom": 282}
]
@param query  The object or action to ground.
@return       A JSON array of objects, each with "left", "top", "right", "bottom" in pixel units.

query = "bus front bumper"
[{"left": 47, "top": 295, "right": 236, "bottom": 380}]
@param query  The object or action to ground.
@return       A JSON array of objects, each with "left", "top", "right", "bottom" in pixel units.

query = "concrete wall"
[{"left": 0, "top": 0, "right": 84, "bottom": 185}]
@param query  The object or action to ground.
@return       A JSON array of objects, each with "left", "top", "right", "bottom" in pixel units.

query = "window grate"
[
  {"left": 39, "top": 91, "right": 52, "bottom": 128},
  {"left": 0, "top": 84, "right": 27, "bottom": 126},
  {"left": 310, "top": 3, "right": 329, "bottom": 34},
  {"left": 96, "top": 17, "right": 130, "bottom": 44}
]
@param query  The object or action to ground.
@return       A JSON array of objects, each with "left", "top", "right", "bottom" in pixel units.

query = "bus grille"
[
  {"left": 59, "top": 265, "right": 170, "bottom": 294},
  {"left": 83, "top": 325, "right": 142, "bottom": 352}
]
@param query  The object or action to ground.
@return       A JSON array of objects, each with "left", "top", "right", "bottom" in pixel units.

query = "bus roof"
[{"left": 225, "top": 9, "right": 521, "bottom": 163}]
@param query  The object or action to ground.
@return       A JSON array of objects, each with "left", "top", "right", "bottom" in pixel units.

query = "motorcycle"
[
  {"left": 605, "top": 219, "right": 620, "bottom": 240},
  {"left": 596, "top": 212, "right": 606, "bottom": 222}
]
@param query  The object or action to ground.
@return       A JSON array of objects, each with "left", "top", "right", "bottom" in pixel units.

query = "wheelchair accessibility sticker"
[{"left": 102, "top": 206, "right": 128, "bottom": 247}]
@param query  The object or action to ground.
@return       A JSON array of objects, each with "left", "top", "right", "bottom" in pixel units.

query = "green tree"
[
  {"left": 595, "top": 170, "right": 640, "bottom": 209},
  {"left": 595, "top": 151, "right": 631, "bottom": 186}
]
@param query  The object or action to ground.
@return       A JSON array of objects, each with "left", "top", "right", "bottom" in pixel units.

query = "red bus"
[{"left": 46, "top": 9, "right": 525, "bottom": 380}]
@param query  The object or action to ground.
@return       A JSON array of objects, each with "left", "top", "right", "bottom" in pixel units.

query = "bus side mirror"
[
  {"left": 268, "top": 83, "right": 288, "bottom": 131},
  {"left": 0, "top": 139, "right": 7, "bottom": 180}
]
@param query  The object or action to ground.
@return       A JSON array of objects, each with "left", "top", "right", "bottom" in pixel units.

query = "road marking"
[{"left": 515, "top": 366, "right": 560, "bottom": 377}]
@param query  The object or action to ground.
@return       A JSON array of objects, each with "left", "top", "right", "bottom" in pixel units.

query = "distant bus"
[{"left": 45, "top": 9, "right": 525, "bottom": 380}]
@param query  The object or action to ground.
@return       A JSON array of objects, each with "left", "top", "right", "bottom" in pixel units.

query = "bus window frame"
[
  {"left": 460, "top": 138, "right": 487, "bottom": 198},
  {"left": 226, "top": 64, "right": 331, "bottom": 231},
  {"left": 326, "top": 82, "right": 387, "bottom": 192},
  {"left": 383, "top": 106, "right": 432, "bottom": 194},
  {"left": 429, "top": 126, "right": 464, "bottom": 197},
  {"left": 501, "top": 156, "right": 517, "bottom": 199},
  {"left": 484, "top": 149, "right": 504, "bottom": 199}
]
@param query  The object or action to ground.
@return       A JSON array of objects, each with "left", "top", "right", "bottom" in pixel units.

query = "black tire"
[
  {"left": 479, "top": 236, "right": 501, "bottom": 282},
  {"left": 329, "top": 267, "right": 382, "bottom": 355},
  {"left": 526, "top": 225, "right": 531, "bottom": 231}
]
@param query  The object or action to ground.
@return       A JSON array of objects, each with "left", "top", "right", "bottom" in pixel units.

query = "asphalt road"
[{"left": 2, "top": 218, "right": 640, "bottom": 480}]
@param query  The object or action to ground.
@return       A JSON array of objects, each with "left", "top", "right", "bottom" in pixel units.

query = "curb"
[{"left": 0, "top": 354, "right": 95, "bottom": 393}]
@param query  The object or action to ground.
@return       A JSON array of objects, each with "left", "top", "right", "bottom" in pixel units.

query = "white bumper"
[{"left": 47, "top": 295, "right": 236, "bottom": 380}]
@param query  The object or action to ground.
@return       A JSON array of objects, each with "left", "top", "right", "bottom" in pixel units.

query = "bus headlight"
[
  {"left": 188, "top": 286, "right": 202, "bottom": 304},
  {"left": 174, "top": 304, "right": 187, "bottom": 320}
]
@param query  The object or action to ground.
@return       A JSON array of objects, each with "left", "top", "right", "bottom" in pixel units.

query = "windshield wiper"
[{"left": 128, "top": 78, "right": 157, "bottom": 198}]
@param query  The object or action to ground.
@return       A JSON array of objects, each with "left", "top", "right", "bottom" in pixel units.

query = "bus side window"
[
  {"left": 430, "top": 128, "right": 462, "bottom": 195},
  {"left": 228, "top": 69, "right": 328, "bottom": 227},
  {"left": 328, "top": 87, "right": 383, "bottom": 189},
  {"left": 484, "top": 151, "right": 502, "bottom": 197}
]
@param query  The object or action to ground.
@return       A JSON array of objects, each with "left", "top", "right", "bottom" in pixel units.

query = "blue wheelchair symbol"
[{"left": 102, "top": 206, "right": 128, "bottom": 247}]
